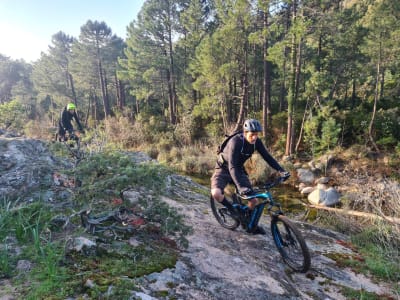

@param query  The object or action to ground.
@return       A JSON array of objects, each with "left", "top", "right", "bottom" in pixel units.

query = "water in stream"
[{"left": 190, "top": 174, "right": 308, "bottom": 217}]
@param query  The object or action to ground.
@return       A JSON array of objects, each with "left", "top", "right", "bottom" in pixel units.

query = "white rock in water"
[
  {"left": 308, "top": 188, "right": 340, "bottom": 206},
  {"left": 300, "top": 186, "right": 315, "bottom": 194}
]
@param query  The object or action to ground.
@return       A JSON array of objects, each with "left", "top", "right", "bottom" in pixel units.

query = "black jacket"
[
  {"left": 217, "top": 133, "right": 284, "bottom": 192},
  {"left": 59, "top": 107, "right": 83, "bottom": 133}
]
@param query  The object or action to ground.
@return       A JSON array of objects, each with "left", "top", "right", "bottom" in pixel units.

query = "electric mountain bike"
[
  {"left": 210, "top": 176, "right": 311, "bottom": 273},
  {"left": 56, "top": 130, "right": 84, "bottom": 161}
]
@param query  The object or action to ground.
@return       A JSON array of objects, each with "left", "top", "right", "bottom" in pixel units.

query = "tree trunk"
[
  {"left": 85, "top": 97, "right": 91, "bottom": 128},
  {"left": 285, "top": 0, "right": 297, "bottom": 157},
  {"left": 115, "top": 73, "right": 125, "bottom": 110},
  {"left": 235, "top": 47, "right": 249, "bottom": 132},
  {"left": 295, "top": 99, "right": 309, "bottom": 152},
  {"left": 51, "top": 96, "right": 55, "bottom": 126},
  {"left": 262, "top": 7, "right": 272, "bottom": 141},
  {"left": 167, "top": 4, "right": 177, "bottom": 125},
  {"left": 368, "top": 41, "right": 381, "bottom": 152},
  {"left": 98, "top": 59, "right": 111, "bottom": 118},
  {"left": 68, "top": 73, "right": 77, "bottom": 104},
  {"left": 166, "top": 68, "right": 176, "bottom": 124},
  {"left": 305, "top": 204, "right": 400, "bottom": 225}
]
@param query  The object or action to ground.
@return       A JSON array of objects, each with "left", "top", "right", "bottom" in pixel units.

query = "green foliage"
[
  {"left": 72, "top": 151, "right": 171, "bottom": 204},
  {"left": 3, "top": 0, "right": 400, "bottom": 156},
  {"left": 0, "top": 56, "right": 33, "bottom": 105},
  {"left": 341, "top": 108, "right": 369, "bottom": 145},
  {"left": 374, "top": 108, "right": 400, "bottom": 149},
  {"left": 351, "top": 226, "right": 400, "bottom": 282},
  {"left": 304, "top": 115, "right": 319, "bottom": 155},
  {"left": 173, "top": 114, "right": 204, "bottom": 145},
  {"left": 22, "top": 243, "right": 71, "bottom": 300},
  {"left": 141, "top": 198, "right": 192, "bottom": 239},
  {"left": 0, "top": 100, "right": 26, "bottom": 131},
  {"left": 2, "top": 148, "right": 192, "bottom": 298},
  {"left": 0, "top": 199, "right": 70, "bottom": 294},
  {"left": 0, "top": 243, "right": 13, "bottom": 278},
  {"left": 304, "top": 107, "right": 341, "bottom": 155},
  {"left": 320, "top": 117, "right": 341, "bottom": 152},
  {"left": 340, "top": 286, "right": 381, "bottom": 300},
  {"left": 396, "top": 143, "right": 400, "bottom": 157},
  {"left": 0, "top": 200, "right": 51, "bottom": 243},
  {"left": 31, "top": 32, "right": 75, "bottom": 108}
]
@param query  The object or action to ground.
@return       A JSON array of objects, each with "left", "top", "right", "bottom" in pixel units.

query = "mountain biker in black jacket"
[
  {"left": 211, "top": 119, "right": 288, "bottom": 234},
  {"left": 57, "top": 103, "right": 84, "bottom": 141}
]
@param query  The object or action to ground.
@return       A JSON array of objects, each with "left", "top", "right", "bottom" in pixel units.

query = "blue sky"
[{"left": 0, "top": 0, "right": 145, "bottom": 62}]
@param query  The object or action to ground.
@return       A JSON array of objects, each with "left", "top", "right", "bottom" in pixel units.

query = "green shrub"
[
  {"left": 0, "top": 100, "right": 26, "bottom": 132},
  {"left": 351, "top": 226, "right": 400, "bottom": 282},
  {"left": 0, "top": 244, "right": 13, "bottom": 278},
  {"left": 73, "top": 151, "right": 171, "bottom": 204},
  {"left": 304, "top": 107, "right": 341, "bottom": 155}
]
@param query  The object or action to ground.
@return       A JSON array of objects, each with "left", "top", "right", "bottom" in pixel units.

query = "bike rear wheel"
[
  {"left": 271, "top": 215, "right": 311, "bottom": 272},
  {"left": 210, "top": 196, "right": 240, "bottom": 230},
  {"left": 66, "top": 138, "right": 83, "bottom": 161}
]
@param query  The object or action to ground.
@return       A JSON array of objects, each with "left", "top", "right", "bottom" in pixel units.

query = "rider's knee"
[{"left": 211, "top": 188, "right": 224, "bottom": 201}]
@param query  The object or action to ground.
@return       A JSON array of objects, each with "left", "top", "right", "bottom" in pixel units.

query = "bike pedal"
[
  {"left": 218, "top": 208, "right": 228, "bottom": 216},
  {"left": 247, "top": 226, "right": 267, "bottom": 235}
]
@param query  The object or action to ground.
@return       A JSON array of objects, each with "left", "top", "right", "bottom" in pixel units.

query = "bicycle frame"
[
  {"left": 234, "top": 190, "right": 281, "bottom": 232},
  {"left": 63, "top": 131, "right": 83, "bottom": 161},
  {"left": 211, "top": 176, "right": 311, "bottom": 272},
  {"left": 65, "top": 131, "right": 80, "bottom": 142}
]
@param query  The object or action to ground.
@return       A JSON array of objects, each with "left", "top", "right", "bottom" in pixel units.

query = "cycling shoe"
[{"left": 247, "top": 226, "right": 266, "bottom": 235}]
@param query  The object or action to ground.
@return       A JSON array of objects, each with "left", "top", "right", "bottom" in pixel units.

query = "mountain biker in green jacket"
[
  {"left": 57, "top": 103, "right": 84, "bottom": 141},
  {"left": 211, "top": 119, "right": 288, "bottom": 235}
]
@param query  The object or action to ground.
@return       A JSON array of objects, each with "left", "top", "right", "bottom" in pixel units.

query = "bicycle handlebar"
[
  {"left": 239, "top": 175, "right": 290, "bottom": 200},
  {"left": 264, "top": 175, "right": 289, "bottom": 190}
]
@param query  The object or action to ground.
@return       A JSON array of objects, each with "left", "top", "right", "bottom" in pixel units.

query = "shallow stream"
[{"left": 189, "top": 174, "right": 308, "bottom": 216}]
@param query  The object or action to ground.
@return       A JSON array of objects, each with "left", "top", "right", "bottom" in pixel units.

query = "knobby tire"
[
  {"left": 66, "top": 138, "right": 83, "bottom": 161},
  {"left": 210, "top": 196, "right": 239, "bottom": 230},
  {"left": 271, "top": 215, "right": 311, "bottom": 273}
]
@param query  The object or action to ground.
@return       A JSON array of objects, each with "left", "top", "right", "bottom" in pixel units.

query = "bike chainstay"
[
  {"left": 232, "top": 194, "right": 268, "bottom": 231},
  {"left": 234, "top": 192, "right": 284, "bottom": 231},
  {"left": 232, "top": 203, "right": 250, "bottom": 228}
]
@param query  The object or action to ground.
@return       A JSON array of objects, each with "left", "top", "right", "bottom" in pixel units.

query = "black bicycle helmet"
[{"left": 243, "top": 119, "right": 262, "bottom": 132}]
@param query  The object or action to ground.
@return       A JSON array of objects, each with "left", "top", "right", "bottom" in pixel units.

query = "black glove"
[
  {"left": 240, "top": 188, "right": 254, "bottom": 196},
  {"left": 280, "top": 171, "right": 291, "bottom": 181}
]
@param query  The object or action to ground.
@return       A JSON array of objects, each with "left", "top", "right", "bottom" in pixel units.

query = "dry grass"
[
  {"left": 24, "top": 119, "right": 56, "bottom": 141},
  {"left": 313, "top": 176, "right": 400, "bottom": 258}
]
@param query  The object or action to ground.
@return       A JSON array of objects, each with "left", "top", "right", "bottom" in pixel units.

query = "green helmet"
[{"left": 67, "top": 103, "right": 76, "bottom": 110}]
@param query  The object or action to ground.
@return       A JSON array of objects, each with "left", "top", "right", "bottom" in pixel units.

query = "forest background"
[
  {"left": 0, "top": 0, "right": 399, "bottom": 176},
  {"left": 1, "top": 1, "right": 400, "bottom": 296}
]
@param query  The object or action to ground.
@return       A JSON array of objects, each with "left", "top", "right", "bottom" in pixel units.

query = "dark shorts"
[{"left": 211, "top": 168, "right": 234, "bottom": 193}]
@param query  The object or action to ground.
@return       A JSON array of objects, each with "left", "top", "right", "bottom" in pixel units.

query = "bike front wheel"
[
  {"left": 210, "top": 196, "right": 240, "bottom": 230},
  {"left": 271, "top": 215, "right": 311, "bottom": 272}
]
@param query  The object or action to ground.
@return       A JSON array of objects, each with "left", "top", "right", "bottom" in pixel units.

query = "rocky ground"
[
  {"left": 0, "top": 132, "right": 398, "bottom": 299},
  {"left": 128, "top": 174, "right": 396, "bottom": 300}
]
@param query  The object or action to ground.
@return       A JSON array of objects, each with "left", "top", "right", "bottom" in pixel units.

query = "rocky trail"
[
  {"left": 0, "top": 132, "right": 398, "bottom": 299},
  {"left": 132, "top": 175, "right": 395, "bottom": 300}
]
